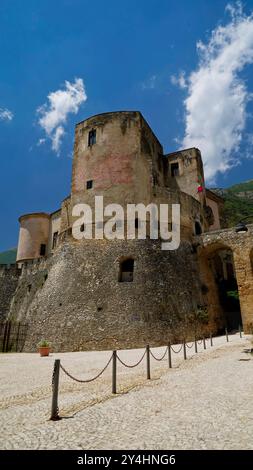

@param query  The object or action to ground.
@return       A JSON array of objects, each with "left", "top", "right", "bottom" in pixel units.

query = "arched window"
[
  {"left": 195, "top": 221, "right": 202, "bottom": 235},
  {"left": 119, "top": 258, "right": 134, "bottom": 282}
]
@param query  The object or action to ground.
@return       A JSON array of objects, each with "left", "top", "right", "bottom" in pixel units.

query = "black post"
[
  {"left": 112, "top": 350, "right": 117, "bottom": 394},
  {"left": 239, "top": 324, "right": 242, "bottom": 338},
  {"left": 194, "top": 337, "right": 197, "bottom": 354},
  {"left": 2, "top": 321, "right": 9, "bottom": 353},
  {"left": 168, "top": 342, "right": 172, "bottom": 369},
  {"left": 50, "top": 359, "right": 61, "bottom": 421},
  {"left": 146, "top": 345, "right": 151, "bottom": 379},
  {"left": 203, "top": 336, "right": 206, "bottom": 350},
  {"left": 6, "top": 321, "right": 11, "bottom": 352},
  {"left": 225, "top": 328, "right": 229, "bottom": 342},
  {"left": 210, "top": 332, "right": 213, "bottom": 347},
  {"left": 16, "top": 323, "right": 21, "bottom": 352},
  {"left": 183, "top": 339, "right": 187, "bottom": 360}
]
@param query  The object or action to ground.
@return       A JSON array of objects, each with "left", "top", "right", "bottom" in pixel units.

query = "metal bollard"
[
  {"left": 168, "top": 342, "right": 172, "bottom": 369},
  {"left": 239, "top": 324, "right": 242, "bottom": 338},
  {"left": 50, "top": 359, "right": 61, "bottom": 420},
  {"left": 210, "top": 333, "right": 213, "bottom": 347},
  {"left": 203, "top": 336, "right": 206, "bottom": 350},
  {"left": 112, "top": 350, "right": 117, "bottom": 394},
  {"left": 146, "top": 345, "right": 151, "bottom": 379},
  {"left": 183, "top": 339, "right": 187, "bottom": 360},
  {"left": 225, "top": 328, "right": 229, "bottom": 342},
  {"left": 194, "top": 337, "right": 197, "bottom": 354}
]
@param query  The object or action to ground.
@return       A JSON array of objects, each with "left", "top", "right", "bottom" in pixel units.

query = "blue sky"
[{"left": 1, "top": 0, "right": 253, "bottom": 251}]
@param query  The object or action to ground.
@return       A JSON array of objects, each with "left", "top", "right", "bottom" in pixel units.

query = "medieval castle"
[{"left": 1, "top": 111, "right": 252, "bottom": 351}]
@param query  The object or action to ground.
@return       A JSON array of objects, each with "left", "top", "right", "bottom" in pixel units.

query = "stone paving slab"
[{"left": 0, "top": 333, "right": 252, "bottom": 449}]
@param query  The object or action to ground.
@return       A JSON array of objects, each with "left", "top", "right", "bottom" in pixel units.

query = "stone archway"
[{"left": 198, "top": 242, "right": 242, "bottom": 333}]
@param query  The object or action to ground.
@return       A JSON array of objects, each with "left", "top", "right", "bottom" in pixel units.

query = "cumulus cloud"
[
  {"left": 179, "top": 2, "right": 253, "bottom": 182},
  {"left": 37, "top": 78, "right": 87, "bottom": 154},
  {"left": 0, "top": 107, "right": 13, "bottom": 121}
]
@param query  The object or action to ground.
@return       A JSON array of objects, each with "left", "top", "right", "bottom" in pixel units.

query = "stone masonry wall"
[
  {"left": 8, "top": 238, "right": 206, "bottom": 352},
  {"left": 0, "top": 265, "right": 21, "bottom": 321}
]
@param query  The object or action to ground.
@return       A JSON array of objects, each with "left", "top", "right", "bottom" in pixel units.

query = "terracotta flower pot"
[{"left": 38, "top": 346, "right": 50, "bottom": 357}]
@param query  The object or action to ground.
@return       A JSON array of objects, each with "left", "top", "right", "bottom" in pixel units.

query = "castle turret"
[{"left": 16, "top": 213, "right": 50, "bottom": 262}]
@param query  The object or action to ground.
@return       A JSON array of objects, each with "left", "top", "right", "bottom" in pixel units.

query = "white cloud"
[
  {"left": 37, "top": 78, "right": 87, "bottom": 154},
  {"left": 141, "top": 75, "right": 157, "bottom": 90},
  {"left": 171, "top": 72, "right": 187, "bottom": 89},
  {"left": 0, "top": 107, "right": 13, "bottom": 121},
  {"left": 179, "top": 3, "right": 253, "bottom": 183}
]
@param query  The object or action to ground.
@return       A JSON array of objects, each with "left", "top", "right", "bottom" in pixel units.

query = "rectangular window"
[
  {"left": 86, "top": 180, "right": 93, "bottom": 189},
  {"left": 171, "top": 162, "right": 179, "bottom": 177},
  {"left": 119, "top": 258, "right": 134, "bottom": 282},
  {"left": 88, "top": 129, "right": 96, "bottom": 147},
  {"left": 40, "top": 244, "right": 46, "bottom": 256},
  {"left": 52, "top": 231, "right": 58, "bottom": 250}
]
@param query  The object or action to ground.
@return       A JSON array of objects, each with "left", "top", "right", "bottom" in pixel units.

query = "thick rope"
[
  {"left": 116, "top": 349, "right": 147, "bottom": 368},
  {"left": 186, "top": 341, "right": 194, "bottom": 349},
  {"left": 150, "top": 347, "right": 168, "bottom": 361},
  {"left": 59, "top": 354, "right": 113, "bottom": 383},
  {"left": 170, "top": 343, "right": 183, "bottom": 354}
]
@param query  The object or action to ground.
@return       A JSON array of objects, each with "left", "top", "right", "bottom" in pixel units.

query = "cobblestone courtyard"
[{"left": 0, "top": 333, "right": 252, "bottom": 450}]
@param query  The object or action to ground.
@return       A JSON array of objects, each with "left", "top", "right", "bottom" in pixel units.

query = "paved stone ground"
[{"left": 0, "top": 333, "right": 252, "bottom": 450}]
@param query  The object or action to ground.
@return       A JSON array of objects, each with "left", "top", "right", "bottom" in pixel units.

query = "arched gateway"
[{"left": 197, "top": 226, "right": 253, "bottom": 334}]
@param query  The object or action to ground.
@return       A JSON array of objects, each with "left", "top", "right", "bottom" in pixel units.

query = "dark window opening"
[
  {"left": 119, "top": 258, "right": 134, "bottom": 283},
  {"left": 40, "top": 244, "right": 46, "bottom": 256},
  {"left": 195, "top": 221, "right": 202, "bottom": 235},
  {"left": 80, "top": 223, "right": 85, "bottom": 232},
  {"left": 171, "top": 162, "right": 179, "bottom": 177},
  {"left": 28, "top": 284, "right": 31, "bottom": 292},
  {"left": 52, "top": 231, "right": 58, "bottom": 249},
  {"left": 86, "top": 180, "right": 93, "bottom": 190},
  {"left": 88, "top": 129, "right": 96, "bottom": 147},
  {"left": 44, "top": 274, "right": 48, "bottom": 281}
]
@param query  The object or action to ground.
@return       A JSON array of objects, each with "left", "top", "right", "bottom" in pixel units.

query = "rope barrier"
[
  {"left": 186, "top": 341, "right": 194, "bottom": 349},
  {"left": 50, "top": 331, "right": 243, "bottom": 420},
  {"left": 116, "top": 349, "right": 147, "bottom": 368},
  {"left": 150, "top": 346, "right": 168, "bottom": 361},
  {"left": 59, "top": 354, "right": 113, "bottom": 383},
  {"left": 170, "top": 343, "right": 183, "bottom": 354}
]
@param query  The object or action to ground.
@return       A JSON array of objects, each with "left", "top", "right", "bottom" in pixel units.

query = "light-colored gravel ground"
[{"left": 0, "top": 333, "right": 252, "bottom": 450}]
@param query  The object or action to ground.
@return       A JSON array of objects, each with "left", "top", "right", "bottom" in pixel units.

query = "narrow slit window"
[
  {"left": 119, "top": 258, "right": 134, "bottom": 282},
  {"left": 88, "top": 129, "right": 96, "bottom": 147},
  {"left": 86, "top": 180, "right": 93, "bottom": 189},
  {"left": 171, "top": 162, "right": 179, "bottom": 177},
  {"left": 52, "top": 231, "right": 58, "bottom": 249},
  {"left": 195, "top": 221, "right": 202, "bottom": 235},
  {"left": 40, "top": 244, "right": 46, "bottom": 256}
]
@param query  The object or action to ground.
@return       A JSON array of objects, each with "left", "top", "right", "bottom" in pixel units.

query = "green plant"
[
  {"left": 38, "top": 339, "right": 50, "bottom": 348},
  {"left": 227, "top": 290, "right": 239, "bottom": 300}
]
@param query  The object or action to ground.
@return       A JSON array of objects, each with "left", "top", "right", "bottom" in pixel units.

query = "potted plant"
[{"left": 38, "top": 339, "right": 50, "bottom": 357}]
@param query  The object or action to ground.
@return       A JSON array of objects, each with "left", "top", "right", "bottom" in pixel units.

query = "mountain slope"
[
  {"left": 211, "top": 179, "right": 253, "bottom": 228},
  {"left": 0, "top": 248, "right": 17, "bottom": 265}
]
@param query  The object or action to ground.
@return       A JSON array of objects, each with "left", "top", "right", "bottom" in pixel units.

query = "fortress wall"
[
  {"left": 8, "top": 239, "right": 206, "bottom": 352},
  {"left": 0, "top": 265, "right": 21, "bottom": 321}
]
